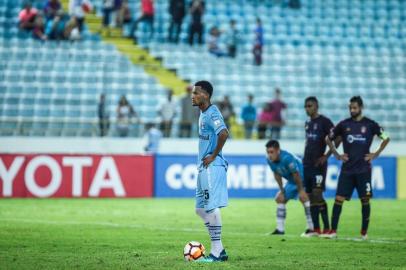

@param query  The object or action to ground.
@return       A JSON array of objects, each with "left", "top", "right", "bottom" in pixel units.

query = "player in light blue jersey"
[
  {"left": 191, "top": 80, "right": 229, "bottom": 263},
  {"left": 266, "top": 140, "right": 316, "bottom": 237}
]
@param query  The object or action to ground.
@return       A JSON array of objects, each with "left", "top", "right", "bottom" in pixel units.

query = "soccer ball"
[{"left": 183, "top": 241, "right": 205, "bottom": 261}]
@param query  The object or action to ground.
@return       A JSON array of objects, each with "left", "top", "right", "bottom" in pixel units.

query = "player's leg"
[
  {"left": 195, "top": 170, "right": 210, "bottom": 229},
  {"left": 201, "top": 165, "right": 228, "bottom": 261},
  {"left": 304, "top": 167, "right": 320, "bottom": 233},
  {"left": 313, "top": 165, "right": 330, "bottom": 233},
  {"left": 327, "top": 172, "right": 354, "bottom": 238},
  {"left": 271, "top": 190, "right": 287, "bottom": 235},
  {"left": 355, "top": 171, "right": 372, "bottom": 240},
  {"left": 295, "top": 184, "right": 316, "bottom": 236}
]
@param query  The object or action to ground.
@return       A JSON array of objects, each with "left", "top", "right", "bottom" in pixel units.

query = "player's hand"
[
  {"left": 315, "top": 155, "right": 328, "bottom": 167},
  {"left": 335, "top": 153, "right": 349, "bottom": 162},
  {"left": 298, "top": 189, "right": 309, "bottom": 203},
  {"left": 364, "top": 152, "right": 377, "bottom": 163},
  {"left": 202, "top": 155, "right": 215, "bottom": 168}
]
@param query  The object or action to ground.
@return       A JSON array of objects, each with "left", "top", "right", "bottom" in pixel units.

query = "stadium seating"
[
  {"left": 0, "top": 0, "right": 405, "bottom": 139},
  {"left": 0, "top": 0, "right": 169, "bottom": 136}
]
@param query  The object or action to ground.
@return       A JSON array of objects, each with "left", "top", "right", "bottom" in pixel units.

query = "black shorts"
[
  {"left": 303, "top": 164, "right": 327, "bottom": 193},
  {"left": 336, "top": 171, "right": 372, "bottom": 200}
]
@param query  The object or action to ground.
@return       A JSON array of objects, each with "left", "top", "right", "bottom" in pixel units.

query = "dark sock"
[
  {"left": 310, "top": 204, "right": 320, "bottom": 230},
  {"left": 331, "top": 200, "right": 343, "bottom": 231},
  {"left": 361, "top": 202, "right": 371, "bottom": 233},
  {"left": 320, "top": 200, "right": 330, "bottom": 230}
]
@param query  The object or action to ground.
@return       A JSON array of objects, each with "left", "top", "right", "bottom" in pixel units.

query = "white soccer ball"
[{"left": 183, "top": 241, "right": 205, "bottom": 261}]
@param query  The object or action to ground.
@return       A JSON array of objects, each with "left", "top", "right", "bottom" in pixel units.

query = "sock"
[
  {"left": 310, "top": 203, "right": 320, "bottom": 230},
  {"left": 319, "top": 200, "right": 330, "bottom": 230},
  {"left": 206, "top": 208, "right": 224, "bottom": 258},
  {"left": 303, "top": 201, "right": 314, "bottom": 230},
  {"left": 331, "top": 200, "right": 343, "bottom": 231},
  {"left": 361, "top": 201, "right": 371, "bottom": 234},
  {"left": 276, "top": 203, "right": 286, "bottom": 232}
]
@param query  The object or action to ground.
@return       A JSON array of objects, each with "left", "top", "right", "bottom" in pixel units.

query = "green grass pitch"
[{"left": 1, "top": 199, "right": 405, "bottom": 269}]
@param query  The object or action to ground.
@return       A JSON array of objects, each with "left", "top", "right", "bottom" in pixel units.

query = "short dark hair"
[
  {"left": 265, "top": 139, "right": 280, "bottom": 149},
  {"left": 350, "top": 96, "right": 363, "bottom": 107},
  {"left": 194, "top": 80, "right": 213, "bottom": 98},
  {"left": 305, "top": 96, "right": 318, "bottom": 105}
]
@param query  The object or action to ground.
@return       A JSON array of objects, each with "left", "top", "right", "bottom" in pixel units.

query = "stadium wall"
[{"left": 0, "top": 138, "right": 405, "bottom": 199}]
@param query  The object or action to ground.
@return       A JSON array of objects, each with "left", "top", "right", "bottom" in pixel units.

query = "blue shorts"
[
  {"left": 284, "top": 181, "right": 299, "bottom": 200},
  {"left": 195, "top": 165, "right": 228, "bottom": 212}
]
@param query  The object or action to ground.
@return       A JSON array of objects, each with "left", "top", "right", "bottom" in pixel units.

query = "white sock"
[
  {"left": 206, "top": 208, "right": 224, "bottom": 258},
  {"left": 276, "top": 203, "right": 286, "bottom": 232},
  {"left": 303, "top": 201, "right": 314, "bottom": 230}
]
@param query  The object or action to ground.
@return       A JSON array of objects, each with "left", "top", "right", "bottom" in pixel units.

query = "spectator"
[
  {"left": 144, "top": 122, "right": 162, "bottom": 154},
  {"left": 130, "top": 0, "right": 154, "bottom": 42},
  {"left": 208, "top": 26, "right": 226, "bottom": 57},
  {"left": 253, "top": 17, "right": 263, "bottom": 66},
  {"left": 45, "top": 10, "right": 68, "bottom": 40},
  {"left": 217, "top": 95, "right": 235, "bottom": 131},
  {"left": 116, "top": 0, "right": 131, "bottom": 29},
  {"left": 98, "top": 93, "right": 110, "bottom": 136},
  {"left": 268, "top": 88, "right": 287, "bottom": 140},
  {"left": 69, "top": 0, "right": 92, "bottom": 34},
  {"left": 241, "top": 94, "right": 257, "bottom": 139},
  {"left": 168, "top": 0, "right": 185, "bottom": 43},
  {"left": 64, "top": 16, "right": 81, "bottom": 40},
  {"left": 32, "top": 15, "right": 47, "bottom": 41},
  {"left": 226, "top": 19, "right": 239, "bottom": 58},
  {"left": 100, "top": 0, "right": 114, "bottom": 36},
  {"left": 43, "top": 0, "right": 62, "bottom": 21},
  {"left": 19, "top": 2, "right": 38, "bottom": 31},
  {"left": 158, "top": 90, "right": 177, "bottom": 138},
  {"left": 257, "top": 102, "right": 272, "bottom": 139},
  {"left": 116, "top": 95, "right": 136, "bottom": 137},
  {"left": 188, "top": 0, "right": 205, "bottom": 46},
  {"left": 179, "top": 86, "right": 199, "bottom": 137}
]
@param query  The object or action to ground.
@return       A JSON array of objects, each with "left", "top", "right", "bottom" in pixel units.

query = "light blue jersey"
[
  {"left": 198, "top": 104, "right": 228, "bottom": 170},
  {"left": 196, "top": 104, "right": 228, "bottom": 212},
  {"left": 267, "top": 150, "right": 304, "bottom": 200}
]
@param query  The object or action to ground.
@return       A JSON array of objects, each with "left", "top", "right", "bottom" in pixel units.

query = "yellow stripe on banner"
[{"left": 397, "top": 157, "right": 406, "bottom": 199}]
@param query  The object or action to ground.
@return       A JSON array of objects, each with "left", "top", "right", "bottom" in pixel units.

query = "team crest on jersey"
[
  {"left": 289, "top": 162, "right": 296, "bottom": 170},
  {"left": 305, "top": 125, "right": 309, "bottom": 130},
  {"left": 313, "top": 123, "right": 318, "bottom": 130},
  {"left": 346, "top": 127, "right": 351, "bottom": 132},
  {"left": 361, "top": 126, "right": 366, "bottom": 133}
]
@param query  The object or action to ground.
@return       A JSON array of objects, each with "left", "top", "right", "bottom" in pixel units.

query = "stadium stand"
[{"left": 0, "top": 0, "right": 405, "bottom": 139}]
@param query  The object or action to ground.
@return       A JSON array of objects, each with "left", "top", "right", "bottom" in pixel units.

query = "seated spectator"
[
  {"left": 208, "top": 26, "right": 226, "bottom": 57},
  {"left": 32, "top": 15, "right": 47, "bottom": 41},
  {"left": 19, "top": 2, "right": 38, "bottom": 31},
  {"left": 45, "top": 10, "right": 68, "bottom": 40},
  {"left": 43, "top": 0, "right": 62, "bottom": 21},
  {"left": 64, "top": 17, "right": 81, "bottom": 40},
  {"left": 69, "top": 0, "right": 92, "bottom": 34}
]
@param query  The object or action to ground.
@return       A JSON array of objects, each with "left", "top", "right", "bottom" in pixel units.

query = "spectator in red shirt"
[
  {"left": 268, "top": 88, "right": 287, "bottom": 139},
  {"left": 19, "top": 2, "right": 38, "bottom": 31},
  {"left": 129, "top": 0, "right": 154, "bottom": 42}
]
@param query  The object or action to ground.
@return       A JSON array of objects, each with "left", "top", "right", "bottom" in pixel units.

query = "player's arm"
[
  {"left": 326, "top": 122, "right": 348, "bottom": 162},
  {"left": 365, "top": 129, "right": 390, "bottom": 162},
  {"left": 316, "top": 137, "right": 342, "bottom": 166},
  {"left": 202, "top": 128, "right": 229, "bottom": 167},
  {"left": 292, "top": 171, "right": 304, "bottom": 192},
  {"left": 274, "top": 172, "right": 284, "bottom": 193}
]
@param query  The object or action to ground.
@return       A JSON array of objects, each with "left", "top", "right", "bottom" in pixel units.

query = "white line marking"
[{"left": 1, "top": 218, "right": 405, "bottom": 245}]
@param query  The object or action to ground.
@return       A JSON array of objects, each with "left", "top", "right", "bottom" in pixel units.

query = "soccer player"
[
  {"left": 324, "top": 96, "right": 390, "bottom": 239},
  {"left": 266, "top": 140, "right": 315, "bottom": 237},
  {"left": 303, "top": 97, "right": 338, "bottom": 235},
  {"left": 191, "top": 80, "right": 229, "bottom": 262}
]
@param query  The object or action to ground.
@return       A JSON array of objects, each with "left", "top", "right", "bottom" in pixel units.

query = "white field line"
[{"left": 1, "top": 218, "right": 405, "bottom": 245}]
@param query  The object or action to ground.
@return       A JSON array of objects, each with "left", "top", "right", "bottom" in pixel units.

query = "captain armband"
[{"left": 379, "top": 131, "right": 389, "bottom": 140}]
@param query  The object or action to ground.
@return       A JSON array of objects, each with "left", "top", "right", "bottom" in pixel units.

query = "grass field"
[{"left": 1, "top": 199, "right": 405, "bottom": 270}]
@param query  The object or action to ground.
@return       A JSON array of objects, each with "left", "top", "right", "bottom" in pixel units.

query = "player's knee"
[
  {"left": 360, "top": 197, "right": 370, "bottom": 204},
  {"left": 275, "top": 196, "right": 284, "bottom": 204},
  {"left": 335, "top": 195, "right": 345, "bottom": 204}
]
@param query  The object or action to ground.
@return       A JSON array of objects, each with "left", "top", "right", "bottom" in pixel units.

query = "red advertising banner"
[{"left": 0, "top": 154, "right": 154, "bottom": 198}]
